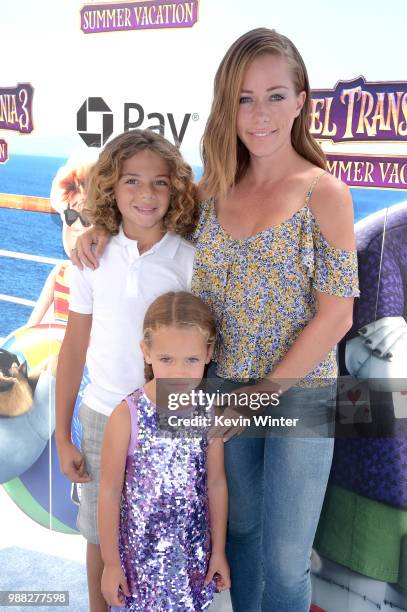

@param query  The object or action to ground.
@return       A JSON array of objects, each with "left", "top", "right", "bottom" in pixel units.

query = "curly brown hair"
[
  {"left": 85, "top": 130, "right": 198, "bottom": 237},
  {"left": 142, "top": 291, "right": 216, "bottom": 382}
]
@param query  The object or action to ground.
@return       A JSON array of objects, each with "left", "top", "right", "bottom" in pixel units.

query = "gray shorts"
[{"left": 76, "top": 402, "right": 109, "bottom": 544}]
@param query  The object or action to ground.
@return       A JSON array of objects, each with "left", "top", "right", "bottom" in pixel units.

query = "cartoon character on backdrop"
[
  {"left": 28, "top": 156, "right": 94, "bottom": 326},
  {"left": 1, "top": 156, "right": 94, "bottom": 533},
  {"left": 0, "top": 344, "right": 59, "bottom": 482},
  {"left": 345, "top": 200, "right": 407, "bottom": 390},
  {"left": 313, "top": 201, "right": 407, "bottom": 611}
]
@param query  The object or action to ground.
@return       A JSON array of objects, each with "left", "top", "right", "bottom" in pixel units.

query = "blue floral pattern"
[{"left": 190, "top": 198, "right": 359, "bottom": 385}]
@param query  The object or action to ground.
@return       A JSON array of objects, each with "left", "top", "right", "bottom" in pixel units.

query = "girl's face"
[
  {"left": 114, "top": 149, "right": 171, "bottom": 239},
  {"left": 236, "top": 53, "right": 306, "bottom": 160},
  {"left": 141, "top": 325, "right": 213, "bottom": 390}
]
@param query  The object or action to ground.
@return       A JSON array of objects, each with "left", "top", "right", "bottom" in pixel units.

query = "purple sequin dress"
[{"left": 118, "top": 387, "right": 216, "bottom": 611}]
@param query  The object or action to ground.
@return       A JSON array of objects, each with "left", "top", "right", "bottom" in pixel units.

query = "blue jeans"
[{"left": 206, "top": 364, "right": 336, "bottom": 612}]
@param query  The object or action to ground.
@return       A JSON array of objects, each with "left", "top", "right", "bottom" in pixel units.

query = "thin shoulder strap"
[
  {"left": 305, "top": 171, "right": 327, "bottom": 208},
  {"left": 125, "top": 393, "right": 139, "bottom": 456}
]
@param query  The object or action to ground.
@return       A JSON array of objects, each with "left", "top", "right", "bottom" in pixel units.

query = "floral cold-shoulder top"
[{"left": 190, "top": 178, "right": 360, "bottom": 386}]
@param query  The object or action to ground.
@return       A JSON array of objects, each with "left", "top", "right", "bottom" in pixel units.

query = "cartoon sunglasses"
[{"left": 63, "top": 204, "right": 91, "bottom": 227}]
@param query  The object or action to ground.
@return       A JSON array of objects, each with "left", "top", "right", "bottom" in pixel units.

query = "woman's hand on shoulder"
[
  {"left": 309, "top": 173, "right": 356, "bottom": 250},
  {"left": 71, "top": 225, "right": 111, "bottom": 270}
]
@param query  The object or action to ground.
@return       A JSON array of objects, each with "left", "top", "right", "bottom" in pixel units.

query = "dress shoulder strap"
[
  {"left": 125, "top": 391, "right": 140, "bottom": 456},
  {"left": 305, "top": 171, "right": 327, "bottom": 208}
]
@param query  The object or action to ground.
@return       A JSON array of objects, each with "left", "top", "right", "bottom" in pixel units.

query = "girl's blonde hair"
[
  {"left": 200, "top": 27, "right": 327, "bottom": 198},
  {"left": 85, "top": 130, "right": 198, "bottom": 237},
  {"left": 142, "top": 292, "right": 216, "bottom": 382}
]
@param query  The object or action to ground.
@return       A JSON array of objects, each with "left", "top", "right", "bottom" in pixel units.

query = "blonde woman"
[{"left": 73, "top": 28, "right": 359, "bottom": 612}]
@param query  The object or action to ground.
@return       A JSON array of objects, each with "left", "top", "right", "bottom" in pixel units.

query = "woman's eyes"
[{"left": 239, "top": 94, "right": 285, "bottom": 104}]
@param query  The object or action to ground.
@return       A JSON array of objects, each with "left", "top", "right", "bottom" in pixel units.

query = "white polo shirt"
[{"left": 69, "top": 228, "right": 195, "bottom": 416}]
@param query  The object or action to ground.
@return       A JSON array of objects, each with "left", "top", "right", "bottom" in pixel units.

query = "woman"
[{"left": 72, "top": 28, "right": 359, "bottom": 612}]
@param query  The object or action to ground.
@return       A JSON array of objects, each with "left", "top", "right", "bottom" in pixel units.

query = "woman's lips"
[{"left": 249, "top": 128, "right": 277, "bottom": 137}]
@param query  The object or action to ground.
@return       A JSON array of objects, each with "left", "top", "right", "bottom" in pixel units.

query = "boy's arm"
[
  {"left": 99, "top": 402, "right": 131, "bottom": 605},
  {"left": 55, "top": 311, "right": 92, "bottom": 482}
]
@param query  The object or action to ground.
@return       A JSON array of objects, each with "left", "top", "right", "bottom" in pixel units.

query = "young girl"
[
  {"left": 56, "top": 130, "right": 199, "bottom": 612},
  {"left": 98, "top": 291, "right": 230, "bottom": 611}
]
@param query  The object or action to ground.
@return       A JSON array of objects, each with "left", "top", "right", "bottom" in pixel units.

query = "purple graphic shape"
[
  {"left": 310, "top": 76, "right": 407, "bottom": 142},
  {"left": 326, "top": 154, "right": 407, "bottom": 189},
  {"left": 80, "top": 0, "right": 198, "bottom": 33},
  {"left": 0, "top": 139, "right": 8, "bottom": 163},
  {"left": 0, "top": 84, "right": 34, "bottom": 133}
]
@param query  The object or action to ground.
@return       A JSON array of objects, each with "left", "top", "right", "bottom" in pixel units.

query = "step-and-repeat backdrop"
[{"left": 1, "top": 1, "right": 406, "bottom": 610}]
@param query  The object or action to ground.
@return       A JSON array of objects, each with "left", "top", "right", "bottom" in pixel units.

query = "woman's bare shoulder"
[
  {"left": 309, "top": 171, "right": 352, "bottom": 217},
  {"left": 308, "top": 171, "right": 355, "bottom": 249}
]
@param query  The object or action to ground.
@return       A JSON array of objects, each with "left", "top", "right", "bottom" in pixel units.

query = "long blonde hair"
[
  {"left": 85, "top": 130, "right": 198, "bottom": 237},
  {"left": 200, "top": 28, "right": 326, "bottom": 198},
  {"left": 142, "top": 292, "right": 216, "bottom": 382}
]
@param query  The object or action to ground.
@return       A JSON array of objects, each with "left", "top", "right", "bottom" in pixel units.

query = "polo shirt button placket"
[{"left": 126, "top": 245, "right": 141, "bottom": 298}]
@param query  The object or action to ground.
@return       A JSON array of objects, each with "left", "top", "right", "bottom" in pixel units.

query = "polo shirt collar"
[{"left": 112, "top": 225, "right": 181, "bottom": 259}]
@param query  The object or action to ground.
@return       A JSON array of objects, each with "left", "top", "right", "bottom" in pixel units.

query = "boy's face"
[{"left": 114, "top": 150, "right": 171, "bottom": 240}]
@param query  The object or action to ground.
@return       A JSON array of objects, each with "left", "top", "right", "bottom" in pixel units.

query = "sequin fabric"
[
  {"left": 190, "top": 197, "right": 359, "bottom": 386},
  {"left": 118, "top": 388, "right": 215, "bottom": 611}
]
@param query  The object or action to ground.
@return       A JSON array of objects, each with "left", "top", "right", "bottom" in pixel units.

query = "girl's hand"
[
  {"left": 204, "top": 551, "right": 231, "bottom": 592},
  {"left": 71, "top": 226, "right": 110, "bottom": 270},
  {"left": 101, "top": 563, "right": 130, "bottom": 607}
]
